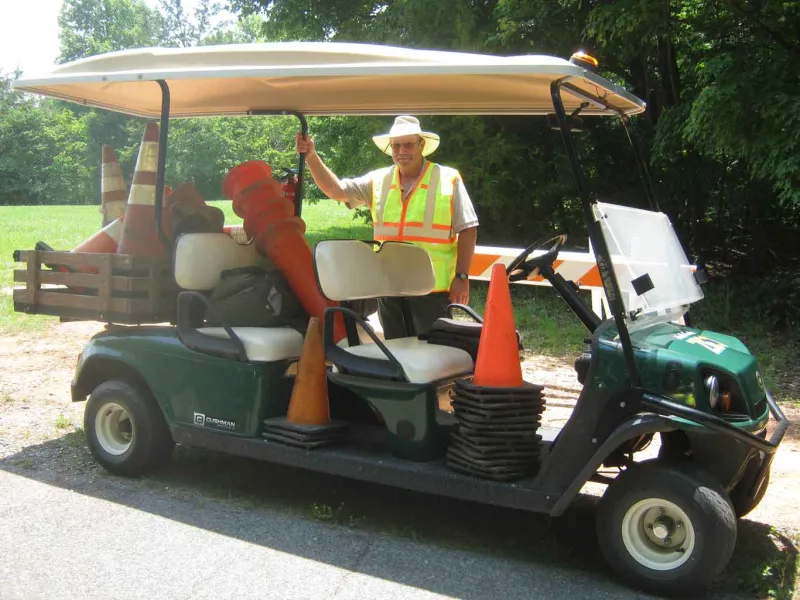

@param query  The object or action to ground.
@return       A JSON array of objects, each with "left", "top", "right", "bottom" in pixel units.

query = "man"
[{"left": 296, "top": 115, "right": 479, "bottom": 339}]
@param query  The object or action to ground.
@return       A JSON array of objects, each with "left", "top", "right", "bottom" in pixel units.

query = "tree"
[{"left": 58, "top": 0, "right": 165, "bottom": 63}]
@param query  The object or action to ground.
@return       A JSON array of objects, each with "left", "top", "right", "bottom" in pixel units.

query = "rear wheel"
[
  {"left": 85, "top": 379, "right": 173, "bottom": 476},
  {"left": 596, "top": 461, "right": 736, "bottom": 597}
]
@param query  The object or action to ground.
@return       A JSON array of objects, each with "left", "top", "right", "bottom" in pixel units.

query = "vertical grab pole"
[{"left": 155, "top": 80, "right": 171, "bottom": 253}]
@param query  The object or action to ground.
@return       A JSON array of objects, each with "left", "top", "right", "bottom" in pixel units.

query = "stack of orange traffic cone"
[
  {"left": 261, "top": 317, "right": 348, "bottom": 447},
  {"left": 445, "top": 263, "right": 545, "bottom": 481},
  {"left": 116, "top": 122, "right": 168, "bottom": 259},
  {"left": 472, "top": 263, "right": 524, "bottom": 387},
  {"left": 100, "top": 145, "right": 127, "bottom": 227},
  {"left": 221, "top": 160, "right": 347, "bottom": 342}
]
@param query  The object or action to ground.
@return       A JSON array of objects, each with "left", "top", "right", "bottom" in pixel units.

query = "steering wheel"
[{"left": 505, "top": 233, "right": 567, "bottom": 282}]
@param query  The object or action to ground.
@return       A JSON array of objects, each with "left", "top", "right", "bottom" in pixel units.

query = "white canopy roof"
[{"left": 12, "top": 42, "right": 645, "bottom": 118}]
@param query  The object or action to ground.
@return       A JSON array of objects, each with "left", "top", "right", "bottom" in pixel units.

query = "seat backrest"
[
  {"left": 314, "top": 240, "right": 434, "bottom": 301},
  {"left": 174, "top": 232, "right": 262, "bottom": 291}
]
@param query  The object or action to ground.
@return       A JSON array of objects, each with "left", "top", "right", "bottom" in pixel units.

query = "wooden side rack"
[{"left": 12, "top": 249, "right": 178, "bottom": 325}]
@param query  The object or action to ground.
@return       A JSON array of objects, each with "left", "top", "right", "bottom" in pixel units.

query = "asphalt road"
[{"left": 0, "top": 466, "right": 672, "bottom": 600}]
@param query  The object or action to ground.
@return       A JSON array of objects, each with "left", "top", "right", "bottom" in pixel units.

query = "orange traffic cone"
[
  {"left": 472, "top": 263, "right": 524, "bottom": 387},
  {"left": 69, "top": 217, "right": 124, "bottom": 275},
  {"left": 286, "top": 316, "right": 330, "bottom": 426},
  {"left": 100, "top": 145, "right": 127, "bottom": 227},
  {"left": 116, "top": 122, "right": 167, "bottom": 259},
  {"left": 260, "top": 316, "right": 348, "bottom": 448}
]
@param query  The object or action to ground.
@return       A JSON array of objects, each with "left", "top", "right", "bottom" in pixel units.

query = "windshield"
[{"left": 592, "top": 202, "right": 703, "bottom": 329}]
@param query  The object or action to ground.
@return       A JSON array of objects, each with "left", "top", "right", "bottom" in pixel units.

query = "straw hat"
[{"left": 372, "top": 116, "right": 440, "bottom": 156}]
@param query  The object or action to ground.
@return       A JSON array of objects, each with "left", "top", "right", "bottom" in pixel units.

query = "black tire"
[
  {"left": 596, "top": 461, "right": 737, "bottom": 597},
  {"left": 730, "top": 458, "right": 770, "bottom": 518},
  {"left": 84, "top": 379, "right": 173, "bottom": 476}
]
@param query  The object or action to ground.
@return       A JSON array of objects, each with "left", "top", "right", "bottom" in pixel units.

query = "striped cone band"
[
  {"left": 128, "top": 122, "right": 160, "bottom": 207},
  {"left": 117, "top": 122, "right": 167, "bottom": 258},
  {"left": 101, "top": 145, "right": 127, "bottom": 225},
  {"left": 73, "top": 217, "right": 123, "bottom": 255}
]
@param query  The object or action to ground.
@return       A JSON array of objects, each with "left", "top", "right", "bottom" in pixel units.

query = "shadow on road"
[{"left": 1, "top": 431, "right": 795, "bottom": 599}]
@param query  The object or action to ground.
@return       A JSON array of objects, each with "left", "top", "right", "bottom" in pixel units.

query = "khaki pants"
[{"left": 377, "top": 293, "right": 451, "bottom": 340}]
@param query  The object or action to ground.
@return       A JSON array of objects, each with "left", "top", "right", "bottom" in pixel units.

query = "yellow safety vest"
[{"left": 369, "top": 162, "right": 459, "bottom": 292}]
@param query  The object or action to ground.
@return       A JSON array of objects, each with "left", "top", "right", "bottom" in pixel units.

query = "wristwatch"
[{"left": 455, "top": 272, "right": 469, "bottom": 281}]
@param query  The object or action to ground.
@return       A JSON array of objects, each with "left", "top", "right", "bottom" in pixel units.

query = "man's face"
[{"left": 390, "top": 134, "right": 424, "bottom": 171}]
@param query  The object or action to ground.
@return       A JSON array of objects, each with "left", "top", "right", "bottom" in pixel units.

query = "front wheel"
[
  {"left": 596, "top": 461, "right": 737, "bottom": 597},
  {"left": 84, "top": 379, "right": 173, "bottom": 476}
]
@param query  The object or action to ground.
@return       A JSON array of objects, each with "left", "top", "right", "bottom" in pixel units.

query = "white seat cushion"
[
  {"left": 341, "top": 337, "right": 473, "bottom": 384},
  {"left": 198, "top": 327, "right": 304, "bottom": 362},
  {"left": 174, "top": 232, "right": 261, "bottom": 291}
]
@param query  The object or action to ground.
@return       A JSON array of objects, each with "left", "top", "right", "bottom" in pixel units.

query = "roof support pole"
[
  {"left": 247, "top": 109, "right": 309, "bottom": 218},
  {"left": 155, "top": 79, "right": 171, "bottom": 253},
  {"left": 550, "top": 79, "right": 641, "bottom": 387}
]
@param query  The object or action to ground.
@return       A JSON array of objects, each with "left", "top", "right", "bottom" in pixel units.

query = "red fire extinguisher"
[{"left": 279, "top": 168, "right": 297, "bottom": 206}]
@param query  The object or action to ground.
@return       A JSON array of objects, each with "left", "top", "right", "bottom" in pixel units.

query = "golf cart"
[{"left": 11, "top": 42, "right": 788, "bottom": 597}]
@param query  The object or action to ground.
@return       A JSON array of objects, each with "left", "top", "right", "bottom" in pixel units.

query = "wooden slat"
[
  {"left": 16, "top": 269, "right": 179, "bottom": 294},
  {"left": 14, "top": 250, "right": 172, "bottom": 274},
  {"left": 25, "top": 250, "right": 40, "bottom": 305},
  {"left": 99, "top": 254, "right": 112, "bottom": 317}
]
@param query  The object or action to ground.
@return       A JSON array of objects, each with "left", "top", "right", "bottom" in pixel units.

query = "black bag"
[{"left": 204, "top": 266, "right": 308, "bottom": 330}]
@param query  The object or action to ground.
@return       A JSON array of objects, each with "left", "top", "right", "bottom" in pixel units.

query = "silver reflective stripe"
[
  {"left": 423, "top": 164, "right": 441, "bottom": 230},
  {"left": 374, "top": 223, "right": 399, "bottom": 237},
  {"left": 373, "top": 167, "right": 395, "bottom": 226}
]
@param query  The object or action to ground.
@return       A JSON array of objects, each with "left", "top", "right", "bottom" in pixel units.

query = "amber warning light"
[{"left": 570, "top": 51, "right": 599, "bottom": 71}]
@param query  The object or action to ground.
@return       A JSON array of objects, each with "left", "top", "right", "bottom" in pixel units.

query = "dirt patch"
[{"left": 1, "top": 320, "right": 799, "bottom": 536}]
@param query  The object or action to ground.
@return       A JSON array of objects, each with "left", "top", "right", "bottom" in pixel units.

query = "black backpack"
[{"left": 204, "top": 266, "right": 308, "bottom": 331}]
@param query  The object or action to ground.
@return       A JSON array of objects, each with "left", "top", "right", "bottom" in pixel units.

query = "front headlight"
[{"left": 705, "top": 374, "right": 720, "bottom": 408}]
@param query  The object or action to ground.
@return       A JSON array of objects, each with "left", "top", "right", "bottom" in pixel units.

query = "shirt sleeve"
[
  {"left": 339, "top": 173, "right": 373, "bottom": 210},
  {"left": 451, "top": 175, "right": 479, "bottom": 234}
]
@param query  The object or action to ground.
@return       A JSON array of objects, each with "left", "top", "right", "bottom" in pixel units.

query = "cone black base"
[
  {"left": 446, "top": 378, "right": 546, "bottom": 481},
  {"left": 262, "top": 417, "right": 349, "bottom": 449}
]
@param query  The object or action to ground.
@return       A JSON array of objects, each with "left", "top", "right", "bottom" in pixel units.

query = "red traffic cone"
[
  {"left": 117, "top": 122, "right": 167, "bottom": 259},
  {"left": 472, "top": 263, "right": 524, "bottom": 387},
  {"left": 100, "top": 145, "right": 127, "bottom": 227}
]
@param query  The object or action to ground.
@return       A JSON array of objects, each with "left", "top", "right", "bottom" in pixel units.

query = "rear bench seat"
[
  {"left": 173, "top": 232, "right": 304, "bottom": 362},
  {"left": 313, "top": 239, "right": 474, "bottom": 461},
  {"left": 314, "top": 239, "right": 474, "bottom": 384}
]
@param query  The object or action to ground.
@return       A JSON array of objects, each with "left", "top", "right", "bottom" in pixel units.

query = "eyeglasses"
[{"left": 390, "top": 141, "right": 421, "bottom": 152}]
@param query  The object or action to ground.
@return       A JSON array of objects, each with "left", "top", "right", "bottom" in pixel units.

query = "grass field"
[{"left": 2, "top": 201, "right": 797, "bottom": 400}]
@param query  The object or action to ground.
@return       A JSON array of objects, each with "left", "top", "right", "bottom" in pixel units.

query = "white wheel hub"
[
  {"left": 620, "top": 498, "right": 695, "bottom": 571},
  {"left": 95, "top": 402, "right": 133, "bottom": 456}
]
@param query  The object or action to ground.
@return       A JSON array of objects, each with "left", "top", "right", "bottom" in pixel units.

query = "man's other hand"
[
  {"left": 295, "top": 132, "right": 316, "bottom": 157},
  {"left": 449, "top": 277, "right": 469, "bottom": 306}
]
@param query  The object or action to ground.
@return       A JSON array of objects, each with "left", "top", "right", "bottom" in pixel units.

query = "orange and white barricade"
[{"left": 468, "top": 244, "right": 610, "bottom": 317}]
